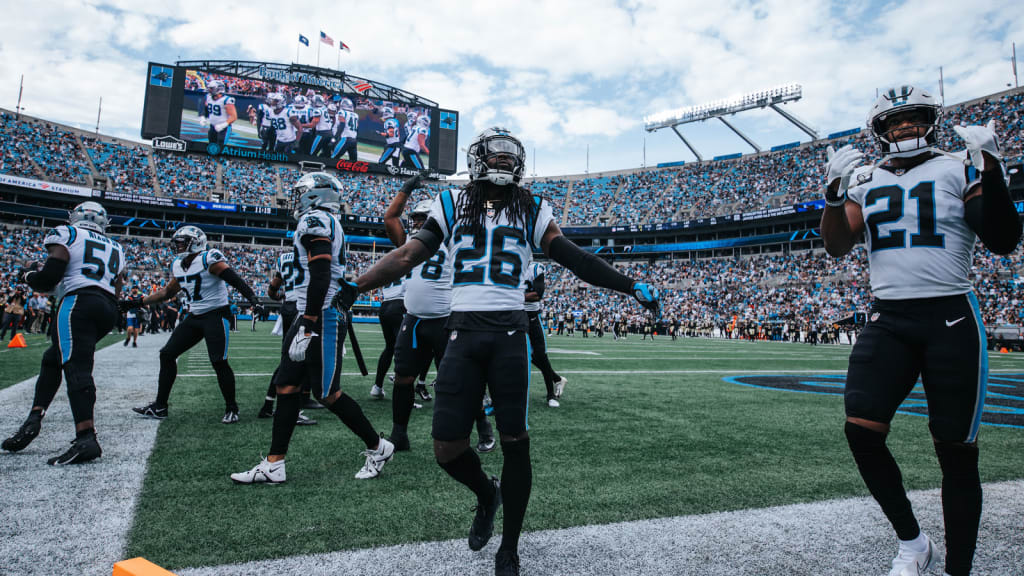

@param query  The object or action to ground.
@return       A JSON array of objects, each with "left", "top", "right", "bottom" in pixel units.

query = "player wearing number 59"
[
  {"left": 820, "top": 85, "right": 1021, "bottom": 576},
  {"left": 2, "top": 202, "right": 126, "bottom": 465},
  {"left": 126, "top": 226, "right": 263, "bottom": 425},
  {"left": 337, "top": 127, "right": 661, "bottom": 576},
  {"left": 198, "top": 80, "right": 237, "bottom": 148}
]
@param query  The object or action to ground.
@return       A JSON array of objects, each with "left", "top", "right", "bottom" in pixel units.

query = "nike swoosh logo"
[
  {"left": 946, "top": 317, "right": 966, "bottom": 327},
  {"left": 507, "top": 330, "right": 516, "bottom": 336}
]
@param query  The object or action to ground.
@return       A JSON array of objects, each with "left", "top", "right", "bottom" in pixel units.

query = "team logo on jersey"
[
  {"left": 870, "top": 312, "right": 880, "bottom": 322},
  {"left": 724, "top": 374, "right": 1024, "bottom": 429},
  {"left": 856, "top": 172, "right": 873, "bottom": 185},
  {"left": 450, "top": 330, "right": 458, "bottom": 341}
]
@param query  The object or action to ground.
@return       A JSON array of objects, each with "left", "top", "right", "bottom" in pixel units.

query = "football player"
[
  {"left": 400, "top": 115, "right": 430, "bottom": 170},
  {"left": 231, "top": 173, "right": 394, "bottom": 484},
  {"left": 331, "top": 97, "right": 360, "bottom": 162},
  {"left": 291, "top": 95, "right": 319, "bottom": 155},
  {"left": 252, "top": 94, "right": 277, "bottom": 152},
  {"left": 523, "top": 262, "right": 568, "bottom": 407},
  {"left": 820, "top": 85, "right": 1022, "bottom": 576},
  {"left": 126, "top": 226, "right": 263, "bottom": 424},
  {"left": 2, "top": 202, "right": 125, "bottom": 465},
  {"left": 310, "top": 95, "right": 334, "bottom": 157},
  {"left": 266, "top": 93, "right": 301, "bottom": 154},
  {"left": 376, "top": 108, "right": 401, "bottom": 167},
  {"left": 335, "top": 127, "right": 660, "bottom": 576},
  {"left": 198, "top": 80, "right": 236, "bottom": 148},
  {"left": 371, "top": 258, "right": 409, "bottom": 400}
]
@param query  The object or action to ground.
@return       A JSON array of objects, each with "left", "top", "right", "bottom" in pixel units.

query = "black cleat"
[
  {"left": 494, "top": 549, "right": 521, "bottom": 576},
  {"left": 388, "top": 433, "right": 410, "bottom": 451},
  {"left": 132, "top": 402, "right": 168, "bottom": 420},
  {"left": 123, "top": 339, "right": 129, "bottom": 347},
  {"left": 476, "top": 435, "right": 496, "bottom": 453},
  {"left": 47, "top": 431, "right": 101, "bottom": 465},
  {"left": 415, "top": 383, "right": 433, "bottom": 402},
  {"left": 469, "top": 476, "right": 502, "bottom": 551},
  {"left": 301, "top": 397, "right": 323, "bottom": 410},
  {"left": 132, "top": 342, "right": 137, "bottom": 348},
  {"left": 2, "top": 411, "right": 43, "bottom": 452},
  {"left": 257, "top": 405, "right": 275, "bottom": 419}
]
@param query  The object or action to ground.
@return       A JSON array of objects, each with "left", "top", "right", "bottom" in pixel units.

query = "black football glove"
[
  {"left": 331, "top": 280, "right": 359, "bottom": 312},
  {"left": 249, "top": 301, "right": 265, "bottom": 317},
  {"left": 18, "top": 261, "right": 41, "bottom": 284},
  {"left": 120, "top": 295, "right": 145, "bottom": 312},
  {"left": 632, "top": 282, "right": 661, "bottom": 319},
  {"left": 399, "top": 173, "right": 423, "bottom": 195}
]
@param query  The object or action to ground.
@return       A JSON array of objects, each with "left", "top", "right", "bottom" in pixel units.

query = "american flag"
[{"left": 320, "top": 31, "right": 334, "bottom": 46}]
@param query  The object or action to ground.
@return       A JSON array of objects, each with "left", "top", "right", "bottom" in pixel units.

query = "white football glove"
[
  {"left": 198, "top": 117, "right": 209, "bottom": 128},
  {"left": 825, "top": 144, "right": 864, "bottom": 201},
  {"left": 953, "top": 120, "right": 1001, "bottom": 170},
  {"left": 288, "top": 323, "right": 318, "bottom": 362},
  {"left": 214, "top": 122, "right": 229, "bottom": 132}
]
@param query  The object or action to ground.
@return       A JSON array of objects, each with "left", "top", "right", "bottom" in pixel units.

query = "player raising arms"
[
  {"left": 377, "top": 108, "right": 402, "bottom": 167},
  {"left": 231, "top": 173, "right": 394, "bottom": 485},
  {"left": 2, "top": 202, "right": 125, "bottom": 465},
  {"left": 127, "top": 226, "right": 263, "bottom": 424},
  {"left": 821, "top": 85, "right": 1021, "bottom": 576},
  {"left": 401, "top": 115, "right": 430, "bottom": 170},
  {"left": 335, "top": 127, "right": 660, "bottom": 576},
  {"left": 198, "top": 80, "right": 236, "bottom": 149},
  {"left": 331, "top": 97, "right": 360, "bottom": 162}
]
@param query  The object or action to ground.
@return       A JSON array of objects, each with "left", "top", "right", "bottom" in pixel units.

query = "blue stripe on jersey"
[
  {"left": 321, "top": 308, "right": 339, "bottom": 398},
  {"left": 58, "top": 295, "right": 77, "bottom": 364},
  {"left": 221, "top": 317, "right": 230, "bottom": 360},
  {"left": 440, "top": 190, "right": 455, "bottom": 233},
  {"left": 202, "top": 251, "right": 209, "bottom": 269},
  {"left": 67, "top": 226, "right": 77, "bottom": 246},
  {"left": 524, "top": 331, "right": 531, "bottom": 431},
  {"left": 527, "top": 195, "right": 543, "bottom": 249},
  {"left": 966, "top": 292, "right": 988, "bottom": 443}
]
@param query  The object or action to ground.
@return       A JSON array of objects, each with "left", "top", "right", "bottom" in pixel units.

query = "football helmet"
[
  {"left": 467, "top": 127, "right": 525, "bottom": 186},
  {"left": 417, "top": 115, "right": 430, "bottom": 128},
  {"left": 410, "top": 199, "right": 432, "bottom": 230},
  {"left": 312, "top": 95, "right": 326, "bottom": 108},
  {"left": 380, "top": 107, "right": 394, "bottom": 120},
  {"left": 291, "top": 172, "right": 343, "bottom": 220},
  {"left": 207, "top": 80, "right": 225, "bottom": 97},
  {"left": 867, "top": 85, "right": 942, "bottom": 157},
  {"left": 171, "top": 225, "right": 208, "bottom": 255},
  {"left": 327, "top": 103, "right": 338, "bottom": 115},
  {"left": 68, "top": 201, "right": 108, "bottom": 232},
  {"left": 267, "top": 93, "right": 285, "bottom": 110},
  {"left": 293, "top": 95, "right": 309, "bottom": 109},
  {"left": 339, "top": 98, "right": 354, "bottom": 111}
]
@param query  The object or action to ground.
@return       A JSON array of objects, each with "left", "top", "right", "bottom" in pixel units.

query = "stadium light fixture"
[{"left": 643, "top": 83, "right": 803, "bottom": 131}]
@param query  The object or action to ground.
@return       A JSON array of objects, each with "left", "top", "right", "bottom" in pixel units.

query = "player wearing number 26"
[
  {"left": 820, "top": 85, "right": 1021, "bottom": 576},
  {"left": 2, "top": 202, "right": 126, "bottom": 465}
]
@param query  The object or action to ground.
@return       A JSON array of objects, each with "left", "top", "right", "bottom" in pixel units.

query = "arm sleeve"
[
  {"left": 533, "top": 272, "right": 546, "bottom": 300},
  {"left": 547, "top": 235, "right": 634, "bottom": 295},
  {"left": 964, "top": 169, "right": 1022, "bottom": 255},
  {"left": 218, "top": 267, "right": 259, "bottom": 304},
  {"left": 300, "top": 235, "right": 333, "bottom": 316},
  {"left": 411, "top": 217, "right": 443, "bottom": 254},
  {"left": 26, "top": 257, "right": 68, "bottom": 293}
]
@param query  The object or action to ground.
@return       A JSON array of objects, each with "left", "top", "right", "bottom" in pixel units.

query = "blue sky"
[{"left": 1, "top": 0, "right": 1021, "bottom": 177}]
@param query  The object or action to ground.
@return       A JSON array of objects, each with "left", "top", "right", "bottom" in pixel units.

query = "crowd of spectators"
[
  {"left": 223, "top": 159, "right": 280, "bottom": 206},
  {"left": 83, "top": 138, "right": 154, "bottom": 196},
  {"left": 153, "top": 151, "right": 221, "bottom": 200},
  {"left": 0, "top": 112, "right": 92, "bottom": 185},
  {"left": 564, "top": 176, "right": 617, "bottom": 225}
]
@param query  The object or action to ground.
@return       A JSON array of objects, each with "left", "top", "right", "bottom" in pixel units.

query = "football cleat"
[
  {"left": 554, "top": 376, "right": 568, "bottom": 398},
  {"left": 477, "top": 436, "right": 496, "bottom": 453},
  {"left": 546, "top": 397, "right": 560, "bottom": 408},
  {"left": 468, "top": 476, "right": 502, "bottom": 551},
  {"left": 47, "top": 431, "right": 101, "bottom": 465},
  {"left": 222, "top": 409, "right": 240, "bottom": 424},
  {"left": 370, "top": 385, "right": 386, "bottom": 399},
  {"left": 415, "top": 383, "right": 433, "bottom": 402},
  {"left": 2, "top": 411, "right": 44, "bottom": 452},
  {"left": 494, "top": 549, "right": 521, "bottom": 576},
  {"left": 123, "top": 339, "right": 129, "bottom": 347},
  {"left": 355, "top": 437, "right": 395, "bottom": 479},
  {"left": 295, "top": 411, "right": 317, "bottom": 426},
  {"left": 231, "top": 457, "right": 286, "bottom": 484},
  {"left": 302, "top": 397, "right": 324, "bottom": 410},
  {"left": 132, "top": 402, "right": 168, "bottom": 420},
  {"left": 889, "top": 534, "right": 937, "bottom": 576},
  {"left": 257, "top": 405, "right": 274, "bottom": 419}
]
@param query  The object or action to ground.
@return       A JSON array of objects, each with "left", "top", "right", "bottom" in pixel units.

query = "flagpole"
[
  {"left": 296, "top": 41, "right": 299, "bottom": 64},
  {"left": 15, "top": 74, "right": 24, "bottom": 119},
  {"left": 96, "top": 97, "right": 102, "bottom": 133},
  {"left": 317, "top": 40, "right": 321, "bottom": 68}
]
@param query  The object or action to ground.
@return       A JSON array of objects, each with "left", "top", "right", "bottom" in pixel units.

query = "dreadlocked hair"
[{"left": 455, "top": 180, "right": 534, "bottom": 238}]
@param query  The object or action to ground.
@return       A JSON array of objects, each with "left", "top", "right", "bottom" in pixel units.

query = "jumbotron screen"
[{"left": 141, "top": 62, "right": 459, "bottom": 176}]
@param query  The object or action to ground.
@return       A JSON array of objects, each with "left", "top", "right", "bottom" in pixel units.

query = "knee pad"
[
  {"left": 934, "top": 441, "right": 979, "bottom": 479},
  {"left": 844, "top": 421, "right": 887, "bottom": 453}
]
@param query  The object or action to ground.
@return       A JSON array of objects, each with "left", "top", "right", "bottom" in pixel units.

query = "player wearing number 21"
[
  {"left": 820, "top": 85, "right": 1021, "bottom": 576},
  {"left": 334, "top": 127, "right": 661, "bottom": 576}
]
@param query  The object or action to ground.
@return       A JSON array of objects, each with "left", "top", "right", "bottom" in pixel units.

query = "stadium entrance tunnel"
[{"left": 723, "top": 374, "right": 1024, "bottom": 430}]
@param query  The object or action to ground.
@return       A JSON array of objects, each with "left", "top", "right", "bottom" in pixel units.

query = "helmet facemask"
[
  {"left": 467, "top": 129, "right": 525, "bottom": 186},
  {"left": 291, "top": 172, "right": 342, "bottom": 221},
  {"left": 872, "top": 106, "right": 940, "bottom": 157}
]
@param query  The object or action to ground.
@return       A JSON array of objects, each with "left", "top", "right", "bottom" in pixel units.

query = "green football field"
[
  {"left": 117, "top": 324, "right": 1024, "bottom": 570},
  {"left": 0, "top": 332, "right": 121, "bottom": 392}
]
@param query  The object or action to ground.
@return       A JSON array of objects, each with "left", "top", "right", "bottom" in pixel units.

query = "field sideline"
[{"left": 1, "top": 324, "right": 1022, "bottom": 575}]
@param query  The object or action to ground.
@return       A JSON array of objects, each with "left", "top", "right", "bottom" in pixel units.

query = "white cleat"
[
  {"left": 554, "top": 376, "right": 568, "bottom": 398},
  {"left": 889, "top": 534, "right": 937, "bottom": 576},
  {"left": 230, "top": 457, "right": 286, "bottom": 484},
  {"left": 370, "top": 385, "right": 386, "bottom": 399},
  {"left": 547, "top": 398, "right": 560, "bottom": 408},
  {"left": 355, "top": 438, "right": 394, "bottom": 479}
]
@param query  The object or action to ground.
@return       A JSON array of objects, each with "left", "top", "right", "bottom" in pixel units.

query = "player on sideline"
[
  {"left": 523, "top": 262, "right": 568, "bottom": 407},
  {"left": 371, "top": 264, "right": 408, "bottom": 399},
  {"left": 198, "top": 80, "right": 236, "bottom": 148},
  {"left": 126, "top": 226, "right": 263, "bottom": 424},
  {"left": 2, "top": 202, "right": 125, "bottom": 464},
  {"left": 231, "top": 172, "right": 394, "bottom": 484},
  {"left": 336, "top": 127, "right": 660, "bottom": 576},
  {"left": 820, "top": 85, "right": 1021, "bottom": 576}
]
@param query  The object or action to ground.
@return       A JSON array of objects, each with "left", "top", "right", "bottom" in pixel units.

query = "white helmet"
[
  {"left": 467, "top": 127, "right": 525, "bottom": 186},
  {"left": 409, "top": 199, "right": 432, "bottom": 230},
  {"left": 867, "top": 85, "right": 942, "bottom": 157},
  {"left": 267, "top": 93, "right": 285, "bottom": 110},
  {"left": 339, "top": 98, "right": 354, "bottom": 111},
  {"left": 312, "top": 95, "right": 326, "bottom": 108},
  {"left": 380, "top": 107, "right": 394, "bottom": 120},
  {"left": 207, "top": 80, "right": 225, "bottom": 97},
  {"left": 417, "top": 115, "right": 430, "bottom": 128},
  {"left": 171, "top": 225, "right": 207, "bottom": 255},
  {"left": 68, "top": 201, "right": 108, "bottom": 232},
  {"left": 293, "top": 95, "right": 309, "bottom": 109},
  {"left": 291, "top": 172, "right": 342, "bottom": 220}
]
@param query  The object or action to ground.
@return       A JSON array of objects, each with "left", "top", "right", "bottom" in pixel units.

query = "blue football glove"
[
  {"left": 632, "top": 282, "right": 661, "bottom": 318},
  {"left": 331, "top": 280, "right": 359, "bottom": 312}
]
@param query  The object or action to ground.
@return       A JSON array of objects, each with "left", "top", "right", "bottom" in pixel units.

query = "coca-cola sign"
[{"left": 335, "top": 160, "right": 370, "bottom": 173}]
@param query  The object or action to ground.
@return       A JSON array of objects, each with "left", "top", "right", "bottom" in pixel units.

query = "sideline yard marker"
[
  {"left": 113, "top": 557, "right": 177, "bottom": 576},
  {"left": 7, "top": 333, "right": 27, "bottom": 348}
]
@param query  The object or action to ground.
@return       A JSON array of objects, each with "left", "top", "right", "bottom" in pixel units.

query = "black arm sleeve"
[
  {"left": 217, "top": 267, "right": 259, "bottom": 304},
  {"left": 411, "top": 217, "right": 443, "bottom": 254},
  {"left": 533, "top": 273, "right": 546, "bottom": 300},
  {"left": 25, "top": 257, "right": 68, "bottom": 293},
  {"left": 300, "top": 236, "right": 334, "bottom": 317},
  {"left": 547, "top": 235, "right": 634, "bottom": 295},
  {"left": 964, "top": 169, "right": 1023, "bottom": 255}
]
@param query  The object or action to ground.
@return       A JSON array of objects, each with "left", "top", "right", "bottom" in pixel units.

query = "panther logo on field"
[{"left": 723, "top": 374, "right": 1024, "bottom": 429}]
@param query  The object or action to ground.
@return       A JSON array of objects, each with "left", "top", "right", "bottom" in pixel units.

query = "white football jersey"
[
  {"left": 404, "top": 244, "right": 452, "bottom": 318},
  {"left": 314, "top": 106, "right": 333, "bottom": 131},
  {"left": 258, "top": 103, "right": 273, "bottom": 127},
  {"left": 336, "top": 110, "right": 359, "bottom": 139},
  {"left": 172, "top": 249, "right": 230, "bottom": 315},
  {"left": 268, "top": 107, "right": 297, "bottom": 143},
  {"left": 404, "top": 125, "right": 428, "bottom": 153},
  {"left": 523, "top": 262, "right": 544, "bottom": 313},
  {"left": 44, "top": 225, "right": 125, "bottom": 298},
  {"left": 204, "top": 94, "right": 235, "bottom": 125},
  {"left": 291, "top": 106, "right": 318, "bottom": 128},
  {"left": 847, "top": 152, "right": 980, "bottom": 299},
  {"left": 383, "top": 118, "right": 401, "bottom": 145},
  {"left": 428, "top": 189, "right": 554, "bottom": 312},
  {"left": 293, "top": 209, "right": 346, "bottom": 312},
  {"left": 381, "top": 275, "right": 407, "bottom": 302},
  {"left": 275, "top": 251, "right": 299, "bottom": 303}
]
